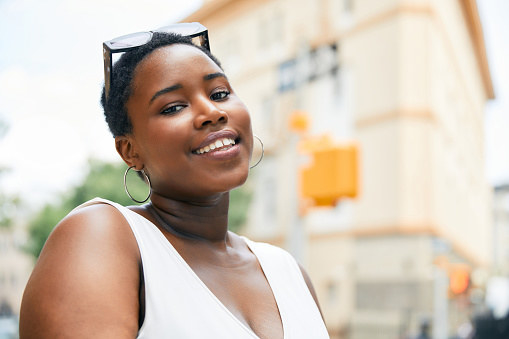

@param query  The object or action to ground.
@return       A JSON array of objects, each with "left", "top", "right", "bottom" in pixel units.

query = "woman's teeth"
[{"left": 195, "top": 138, "right": 236, "bottom": 154}]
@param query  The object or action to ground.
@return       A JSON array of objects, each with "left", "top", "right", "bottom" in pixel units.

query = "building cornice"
[
  {"left": 182, "top": 0, "right": 272, "bottom": 23},
  {"left": 247, "top": 223, "right": 490, "bottom": 268},
  {"left": 309, "top": 224, "right": 490, "bottom": 268},
  {"left": 459, "top": 0, "right": 495, "bottom": 99},
  {"left": 183, "top": 0, "right": 494, "bottom": 101},
  {"left": 355, "top": 109, "right": 435, "bottom": 129}
]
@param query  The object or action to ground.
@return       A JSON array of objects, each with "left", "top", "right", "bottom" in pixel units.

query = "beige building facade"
[
  {"left": 0, "top": 225, "right": 33, "bottom": 317},
  {"left": 184, "top": 0, "right": 493, "bottom": 337}
]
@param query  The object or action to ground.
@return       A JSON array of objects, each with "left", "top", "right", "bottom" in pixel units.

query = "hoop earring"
[
  {"left": 124, "top": 166, "right": 152, "bottom": 203},
  {"left": 250, "top": 135, "right": 264, "bottom": 169}
]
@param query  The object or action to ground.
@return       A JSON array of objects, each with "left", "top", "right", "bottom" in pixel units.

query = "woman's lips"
[
  {"left": 193, "top": 142, "right": 241, "bottom": 160},
  {"left": 192, "top": 129, "right": 239, "bottom": 152},
  {"left": 193, "top": 137, "right": 236, "bottom": 154}
]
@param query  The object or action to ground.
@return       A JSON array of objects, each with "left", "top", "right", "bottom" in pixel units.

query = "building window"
[
  {"left": 10, "top": 273, "right": 17, "bottom": 287},
  {"left": 260, "top": 96, "right": 276, "bottom": 139},
  {"left": 258, "top": 10, "right": 284, "bottom": 50},
  {"left": 343, "top": 0, "right": 353, "bottom": 13},
  {"left": 327, "top": 281, "right": 339, "bottom": 305},
  {"left": 250, "top": 156, "right": 277, "bottom": 237},
  {"left": 341, "top": 0, "right": 354, "bottom": 29},
  {"left": 278, "top": 43, "right": 339, "bottom": 93},
  {"left": 258, "top": 18, "right": 269, "bottom": 49},
  {"left": 278, "top": 59, "right": 297, "bottom": 92}
]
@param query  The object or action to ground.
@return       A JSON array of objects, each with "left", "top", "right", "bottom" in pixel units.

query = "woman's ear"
[{"left": 115, "top": 136, "right": 142, "bottom": 169}]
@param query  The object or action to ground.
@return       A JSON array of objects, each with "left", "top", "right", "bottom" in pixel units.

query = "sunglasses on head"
[{"left": 102, "top": 22, "right": 210, "bottom": 100}]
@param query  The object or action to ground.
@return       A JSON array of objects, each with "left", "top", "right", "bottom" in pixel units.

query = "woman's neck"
[{"left": 148, "top": 192, "right": 230, "bottom": 244}]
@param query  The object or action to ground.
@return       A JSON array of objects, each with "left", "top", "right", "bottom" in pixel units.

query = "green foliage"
[
  {"left": 228, "top": 184, "right": 253, "bottom": 233},
  {"left": 26, "top": 160, "right": 149, "bottom": 258},
  {"left": 26, "top": 158, "right": 253, "bottom": 257},
  {"left": 27, "top": 203, "right": 70, "bottom": 257},
  {"left": 66, "top": 159, "right": 149, "bottom": 208},
  {"left": 0, "top": 119, "right": 19, "bottom": 229},
  {"left": 0, "top": 193, "right": 20, "bottom": 229}
]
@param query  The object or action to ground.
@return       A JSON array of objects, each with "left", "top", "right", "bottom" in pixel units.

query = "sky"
[
  {"left": 0, "top": 0, "right": 202, "bottom": 207},
  {"left": 0, "top": 0, "right": 508, "bottom": 210},
  {"left": 479, "top": 0, "right": 509, "bottom": 185}
]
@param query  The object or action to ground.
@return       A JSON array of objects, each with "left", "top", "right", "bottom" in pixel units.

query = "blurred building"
[
  {"left": 183, "top": 0, "right": 493, "bottom": 337},
  {"left": 493, "top": 184, "right": 509, "bottom": 276},
  {"left": 0, "top": 224, "right": 32, "bottom": 318}
]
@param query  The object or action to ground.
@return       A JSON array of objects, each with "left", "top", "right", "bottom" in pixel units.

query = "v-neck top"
[{"left": 79, "top": 198, "right": 329, "bottom": 339}]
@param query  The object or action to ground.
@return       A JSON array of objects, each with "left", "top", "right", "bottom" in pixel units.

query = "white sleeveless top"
[{"left": 79, "top": 198, "right": 329, "bottom": 338}]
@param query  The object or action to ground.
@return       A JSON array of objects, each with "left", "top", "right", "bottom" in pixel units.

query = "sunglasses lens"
[
  {"left": 191, "top": 34, "right": 209, "bottom": 51},
  {"left": 107, "top": 32, "right": 152, "bottom": 50}
]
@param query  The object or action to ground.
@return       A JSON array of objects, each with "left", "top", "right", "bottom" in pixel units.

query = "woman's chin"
[{"left": 219, "top": 168, "right": 250, "bottom": 193}]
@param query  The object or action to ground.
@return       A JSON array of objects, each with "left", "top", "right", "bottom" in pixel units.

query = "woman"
[{"left": 19, "top": 23, "right": 329, "bottom": 338}]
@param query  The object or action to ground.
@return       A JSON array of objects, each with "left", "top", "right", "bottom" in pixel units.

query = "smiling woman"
[{"left": 18, "top": 23, "right": 329, "bottom": 339}]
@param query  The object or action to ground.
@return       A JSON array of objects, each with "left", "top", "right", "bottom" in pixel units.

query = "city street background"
[{"left": 1, "top": 0, "right": 508, "bottom": 338}]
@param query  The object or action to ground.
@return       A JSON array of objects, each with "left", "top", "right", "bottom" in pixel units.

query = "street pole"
[
  {"left": 286, "top": 40, "right": 310, "bottom": 264},
  {"left": 433, "top": 267, "right": 449, "bottom": 339}
]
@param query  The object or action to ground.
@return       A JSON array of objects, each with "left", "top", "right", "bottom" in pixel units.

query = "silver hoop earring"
[
  {"left": 124, "top": 166, "right": 152, "bottom": 203},
  {"left": 250, "top": 135, "right": 264, "bottom": 169}
]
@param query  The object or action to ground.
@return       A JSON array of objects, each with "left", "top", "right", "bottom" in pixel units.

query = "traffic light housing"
[
  {"left": 300, "top": 139, "right": 359, "bottom": 206},
  {"left": 449, "top": 264, "right": 470, "bottom": 295}
]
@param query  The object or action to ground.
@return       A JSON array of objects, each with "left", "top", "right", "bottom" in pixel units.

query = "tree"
[
  {"left": 0, "top": 118, "right": 20, "bottom": 229},
  {"left": 0, "top": 169, "right": 20, "bottom": 229},
  {"left": 26, "top": 159, "right": 253, "bottom": 258},
  {"left": 228, "top": 184, "right": 253, "bottom": 233},
  {"left": 25, "top": 159, "right": 149, "bottom": 257}
]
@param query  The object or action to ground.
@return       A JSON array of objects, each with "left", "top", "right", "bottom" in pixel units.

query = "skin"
[{"left": 19, "top": 44, "right": 322, "bottom": 339}]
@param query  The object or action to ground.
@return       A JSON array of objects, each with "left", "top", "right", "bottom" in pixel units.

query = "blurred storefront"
[
  {"left": 493, "top": 184, "right": 509, "bottom": 276},
  {"left": 0, "top": 224, "right": 32, "bottom": 322},
  {"left": 183, "top": 0, "right": 494, "bottom": 337}
]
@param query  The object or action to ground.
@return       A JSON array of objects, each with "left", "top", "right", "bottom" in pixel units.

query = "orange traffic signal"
[
  {"left": 300, "top": 141, "right": 358, "bottom": 206},
  {"left": 289, "top": 110, "right": 310, "bottom": 133},
  {"left": 449, "top": 265, "right": 470, "bottom": 295}
]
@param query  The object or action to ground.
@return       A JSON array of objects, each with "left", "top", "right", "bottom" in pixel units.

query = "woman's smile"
[
  {"left": 192, "top": 129, "right": 241, "bottom": 159},
  {"left": 193, "top": 138, "right": 236, "bottom": 155}
]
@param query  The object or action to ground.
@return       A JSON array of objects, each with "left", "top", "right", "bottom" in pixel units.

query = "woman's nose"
[{"left": 193, "top": 97, "right": 228, "bottom": 128}]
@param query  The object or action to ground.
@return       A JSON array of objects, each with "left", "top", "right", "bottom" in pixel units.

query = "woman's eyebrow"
[
  {"left": 203, "top": 72, "right": 227, "bottom": 81},
  {"left": 149, "top": 73, "right": 227, "bottom": 104},
  {"left": 150, "top": 84, "right": 183, "bottom": 103}
]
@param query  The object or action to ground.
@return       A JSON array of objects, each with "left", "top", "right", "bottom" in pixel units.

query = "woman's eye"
[
  {"left": 210, "top": 90, "right": 230, "bottom": 101},
  {"left": 160, "top": 104, "right": 186, "bottom": 115}
]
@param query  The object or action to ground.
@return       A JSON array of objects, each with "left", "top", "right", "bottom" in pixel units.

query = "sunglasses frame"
[{"left": 103, "top": 22, "right": 210, "bottom": 100}]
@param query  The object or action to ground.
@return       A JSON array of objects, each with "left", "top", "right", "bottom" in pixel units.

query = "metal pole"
[
  {"left": 286, "top": 40, "right": 310, "bottom": 263},
  {"left": 433, "top": 267, "right": 449, "bottom": 339}
]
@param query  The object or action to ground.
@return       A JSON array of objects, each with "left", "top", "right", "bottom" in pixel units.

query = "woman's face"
[{"left": 124, "top": 44, "right": 253, "bottom": 200}]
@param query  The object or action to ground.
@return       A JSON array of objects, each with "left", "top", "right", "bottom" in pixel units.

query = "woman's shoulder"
[
  {"left": 45, "top": 198, "right": 134, "bottom": 250},
  {"left": 63, "top": 197, "right": 126, "bottom": 222},
  {"left": 19, "top": 198, "right": 141, "bottom": 338}
]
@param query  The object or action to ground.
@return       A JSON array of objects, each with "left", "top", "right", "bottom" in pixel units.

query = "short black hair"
[{"left": 100, "top": 32, "right": 222, "bottom": 137}]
